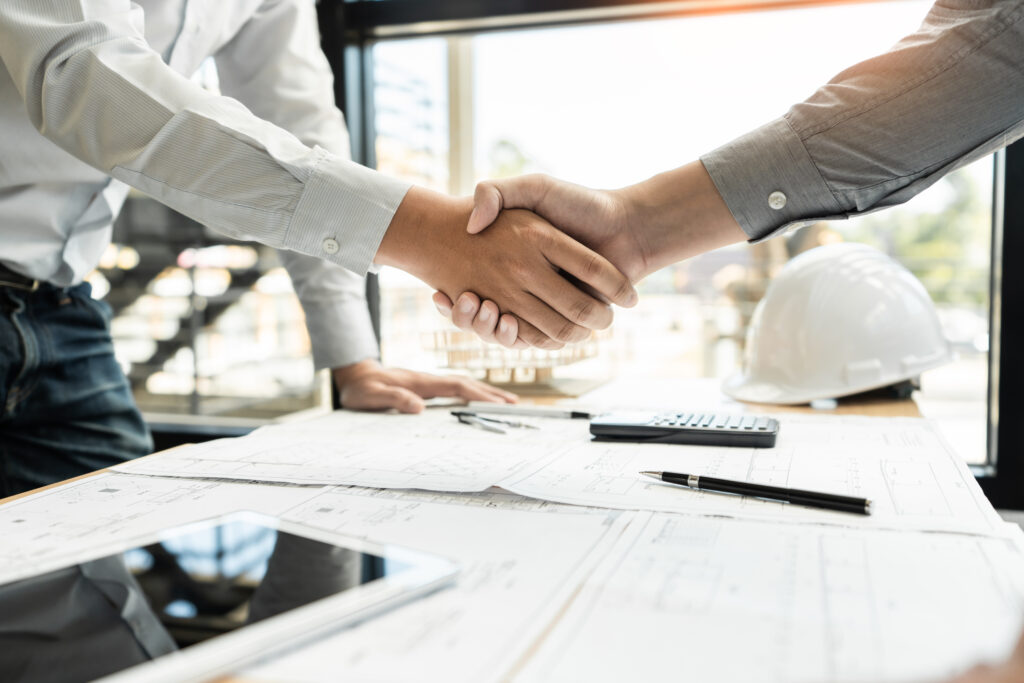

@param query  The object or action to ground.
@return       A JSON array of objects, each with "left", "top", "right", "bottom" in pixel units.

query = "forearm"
[{"left": 618, "top": 161, "right": 748, "bottom": 277}]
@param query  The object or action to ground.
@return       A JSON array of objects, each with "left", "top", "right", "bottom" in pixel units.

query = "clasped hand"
[
  {"left": 431, "top": 164, "right": 750, "bottom": 347},
  {"left": 376, "top": 186, "right": 638, "bottom": 350},
  {"left": 430, "top": 175, "right": 647, "bottom": 348}
]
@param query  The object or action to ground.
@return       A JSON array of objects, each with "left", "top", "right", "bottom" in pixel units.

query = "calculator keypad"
[{"left": 650, "top": 413, "right": 775, "bottom": 431}]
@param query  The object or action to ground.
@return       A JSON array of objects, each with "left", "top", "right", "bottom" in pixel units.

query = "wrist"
[
  {"left": 332, "top": 358, "right": 381, "bottom": 388},
  {"left": 375, "top": 186, "right": 472, "bottom": 280},
  {"left": 622, "top": 161, "right": 747, "bottom": 276}
]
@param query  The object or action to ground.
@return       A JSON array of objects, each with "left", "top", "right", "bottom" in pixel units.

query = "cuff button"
[
  {"left": 322, "top": 237, "right": 340, "bottom": 255},
  {"left": 768, "top": 191, "right": 787, "bottom": 210}
]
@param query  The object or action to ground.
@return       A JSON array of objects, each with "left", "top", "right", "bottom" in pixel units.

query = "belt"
[{"left": 0, "top": 264, "right": 41, "bottom": 291}]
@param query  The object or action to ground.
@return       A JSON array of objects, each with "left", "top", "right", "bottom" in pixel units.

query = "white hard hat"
[{"left": 722, "top": 243, "right": 953, "bottom": 405}]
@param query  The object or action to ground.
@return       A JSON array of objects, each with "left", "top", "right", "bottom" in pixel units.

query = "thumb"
[
  {"left": 468, "top": 175, "right": 553, "bottom": 234},
  {"left": 467, "top": 181, "right": 504, "bottom": 234}
]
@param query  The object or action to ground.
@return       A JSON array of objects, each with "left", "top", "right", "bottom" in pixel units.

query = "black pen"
[{"left": 639, "top": 471, "right": 872, "bottom": 516}]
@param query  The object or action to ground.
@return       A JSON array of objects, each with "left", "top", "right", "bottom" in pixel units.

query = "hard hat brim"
[{"left": 721, "top": 350, "right": 954, "bottom": 406}]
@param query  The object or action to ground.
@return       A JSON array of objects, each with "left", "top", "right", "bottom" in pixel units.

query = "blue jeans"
[{"left": 0, "top": 283, "right": 152, "bottom": 497}]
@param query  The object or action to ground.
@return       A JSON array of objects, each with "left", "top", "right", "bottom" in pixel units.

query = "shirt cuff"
[
  {"left": 286, "top": 148, "right": 411, "bottom": 275},
  {"left": 302, "top": 296, "right": 381, "bottom": 371},
  {"left": 700, "top": 117, "right": 847, "bottom": 243}
]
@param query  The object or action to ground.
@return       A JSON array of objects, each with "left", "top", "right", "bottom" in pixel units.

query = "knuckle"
[
  {"left": 582, "top": 252, "right": 603, "bottom": 278},
  {"left": 522, "top": 330, "right": 547, "bottom": 348},
  {"left": 615, "top": 278, "right": 633, "bottom": 303},
  {"left": 511, "top": 260, "right": 533, "bottom": 282},
  {"left": 554, "top": 320, "right": 582, "bottom": 343},
  {"left": 570, "top": 298, "right": 596, "bottom": 325}
]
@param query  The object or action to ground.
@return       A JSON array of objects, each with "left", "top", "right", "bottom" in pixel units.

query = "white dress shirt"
[{"left": 0, "top": 0, "right": 412, "bottom": 369}]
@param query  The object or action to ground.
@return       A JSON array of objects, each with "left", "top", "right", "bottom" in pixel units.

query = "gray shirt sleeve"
[{"left": 700, "top": 0, "right": 1024, "bottom": 242}]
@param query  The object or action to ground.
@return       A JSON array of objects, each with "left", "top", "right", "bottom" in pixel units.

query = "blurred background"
[{"left": 99, "top": 0, "right": 992, "bottom": 463}]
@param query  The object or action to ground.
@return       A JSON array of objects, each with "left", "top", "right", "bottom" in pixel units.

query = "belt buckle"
[{"left": 0, "top": 276, "right": 40, "bottom": 292}]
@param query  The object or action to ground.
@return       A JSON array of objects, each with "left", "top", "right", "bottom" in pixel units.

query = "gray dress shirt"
[
  {"left": 701, "top": 0, "right": 1024, "bottom": 242},
  {"left": 0, "top": 0, "right": 412, "bottom": 369}
]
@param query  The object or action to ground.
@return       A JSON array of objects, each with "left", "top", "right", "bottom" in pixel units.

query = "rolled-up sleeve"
[
  {"left": 0, "top": 0, "right": 409, "bottom": 275},
  {"left": 701, "top": 0, "right": 1024, "bottom": 242}
]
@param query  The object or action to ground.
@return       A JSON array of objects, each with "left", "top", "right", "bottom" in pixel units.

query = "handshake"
[{"left": 375, "top": 161, "right": 748, "bottom": 349}]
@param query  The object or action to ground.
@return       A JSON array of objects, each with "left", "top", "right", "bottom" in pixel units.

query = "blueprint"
[
  {"left": 2, "top": 468, "right": 1021, "bottom": 683},
  {"left": 515, "top": 512, "right": 1024, "bottom": 683},
  {"left": 502, "top": 415, "right": 1006, "bottom": 536},
  {"left": 239, "top": 487, "right": 630, "bottom": 683},
  {"left": 114, "top": 411, "right": 1004, "bottom": 536},
  {"left": 114, "top": 408, "right": 570, "bottom": 492}
]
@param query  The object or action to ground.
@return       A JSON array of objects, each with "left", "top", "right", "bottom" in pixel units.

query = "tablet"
[{"left": 0, "top": 511, "right": 458, "bottom": 683}]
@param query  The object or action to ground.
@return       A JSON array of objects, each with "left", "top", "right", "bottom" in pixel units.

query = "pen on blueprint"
[
  {"left": 640, "top": 471, "right": 872, "bottom": 516},
  {"left": 466, "top": 401, "right": 594, "bottom": 419}
]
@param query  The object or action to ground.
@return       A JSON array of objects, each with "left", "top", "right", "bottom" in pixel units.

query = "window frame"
[{"left": 317, "top": 0, "right": 1024, "bottom": 508}]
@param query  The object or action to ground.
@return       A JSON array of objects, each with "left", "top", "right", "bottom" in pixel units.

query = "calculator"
[{"left": 589, "top": 412, "right": 780, "bottom": 448}]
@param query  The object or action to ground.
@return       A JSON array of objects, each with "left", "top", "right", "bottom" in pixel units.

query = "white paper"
[
  {"left": 516, "top": 512, "right": 1024, "bottom": 683},
  {"left": 114, "top": 412, "right": 1004, "bottom": 536},
  {"left": 0, "top": 472, "right": 325, "bottom": 584},
  {"left": 502, "top": 415, "right": 1006, "bottom": 536},
  {"left": 242, "top": 486, "right": 631, "bottom": 683},
  {"left": 115, "top": 408, "right": 568, "bottom": 492}
]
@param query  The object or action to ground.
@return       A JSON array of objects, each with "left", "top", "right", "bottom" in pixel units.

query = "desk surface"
[{"left": 6, "top": 380, "right": 1016, "bottom": 683}]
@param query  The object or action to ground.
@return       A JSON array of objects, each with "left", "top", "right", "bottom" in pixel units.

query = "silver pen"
[{"left": 466, "top": 401, "right": 594, "bottom": 419}]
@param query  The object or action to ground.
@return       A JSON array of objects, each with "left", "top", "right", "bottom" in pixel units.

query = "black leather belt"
[{"left": 0, "top": 264, "right": 41, "bottom": 291}]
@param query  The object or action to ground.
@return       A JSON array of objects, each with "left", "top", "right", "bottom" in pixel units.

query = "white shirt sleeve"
[
  {"left": 213, "top": 0, "right": 381, "bottom": 369},
  {"left": 0, "top": 0, "right": 410, "bottom": 277}
]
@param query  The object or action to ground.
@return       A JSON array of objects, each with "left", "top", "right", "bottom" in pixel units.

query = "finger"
[
  {"left": 545, "top": 231, "right": 638, "bottom": 308},
  {"left": 514, "top": 317, "right": 565, "bottom": 350},
  {"left": 472, "top": 300, "right": 502, "bottom": 342},
  {"left": 465, "top": 379, "right": 518, "bottom": 403},
  {"left": 432, "top": 291, "right": 454, "bottom": 319},
  {"left": 451, "top": 292, "right": 482, "bottom": 330},
  {"left": 409, "top": 374, "right": 516, "bottom": 404},
  {"left": 467, "top": 182, "right": 504, "bottom": 234},
  {"left": 496, "top": 314, "right": 519, "bottom": 348},
  {"left": 511, "top": 290, "right": 593, "bottom": 344},
  {"left": 343, "top": 382, "right": 425, "bottom": 414},
  {"left": 526, "top": 267, "right": 614, "bottom": 332}
]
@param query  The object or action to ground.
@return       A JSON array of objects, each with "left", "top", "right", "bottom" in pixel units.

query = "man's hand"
[
  {"left": 332, "top": 359, "right": 517, "bottom": 414},
  {"left": 432, "top": 175, "right": 643, "bottom": 348},
  {"left": 376, "top": 186, "right": 637, "bottom": 350},
  {"left": 468, "top": 175, "right": 648, "bottom": 281},
  {"left": 434, "top": 163, "right": 748, "bottom": 346}
]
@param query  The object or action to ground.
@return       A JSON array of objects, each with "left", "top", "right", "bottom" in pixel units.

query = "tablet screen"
[{"left": 0, "top": 514, "right": 436, "bottom": 683}]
